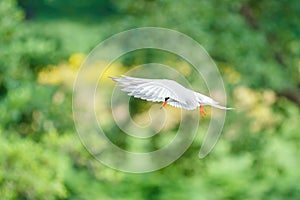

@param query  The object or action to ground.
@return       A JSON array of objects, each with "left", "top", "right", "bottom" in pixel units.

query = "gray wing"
[{"left": 110, "top": 75, "right": 193, "bottom": 109}]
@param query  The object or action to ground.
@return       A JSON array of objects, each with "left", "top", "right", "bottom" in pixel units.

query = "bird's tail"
[{"left": 211, "top": 104, "right": 234, "bottom": 110}]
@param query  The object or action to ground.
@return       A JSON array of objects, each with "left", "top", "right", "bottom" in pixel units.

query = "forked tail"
[{"left": 211, "top": 104, "right": 233, "bottom": 110}]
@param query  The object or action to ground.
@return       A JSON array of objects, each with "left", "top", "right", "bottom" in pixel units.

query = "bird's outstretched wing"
[{"left": 110, "top": 75, "right": 181, "bottom": 103}]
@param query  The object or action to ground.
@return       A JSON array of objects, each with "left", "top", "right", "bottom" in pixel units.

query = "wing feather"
[
  {"left": 118, "top": 76, "right": 179, "bottom": 101},
  {"left": 111, "top": 76, "right": 177, "bottom": 103}
]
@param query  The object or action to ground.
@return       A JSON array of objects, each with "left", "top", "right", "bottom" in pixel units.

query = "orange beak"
[{"left": 160, "top": 101, "right": 168, "bottom": 109}]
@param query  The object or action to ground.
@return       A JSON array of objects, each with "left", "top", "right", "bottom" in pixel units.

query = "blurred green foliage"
[{"left": 0, "top": 0, "right": 300, "bottom": 199}]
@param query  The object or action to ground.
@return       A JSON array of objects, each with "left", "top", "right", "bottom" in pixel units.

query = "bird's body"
[{"left": 110, "top": 75, "right": 232, "bottom": 116}]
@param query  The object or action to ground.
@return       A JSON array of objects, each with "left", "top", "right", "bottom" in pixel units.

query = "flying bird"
[{"left": 110, "top": 75, "right": 232, "bottom": 116}]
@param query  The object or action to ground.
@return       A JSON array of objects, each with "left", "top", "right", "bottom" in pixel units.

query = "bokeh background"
[{"left": 1, "top": 0, "right": 300, "bottom": 199}]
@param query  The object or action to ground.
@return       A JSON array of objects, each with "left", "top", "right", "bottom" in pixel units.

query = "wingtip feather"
[{"left": 109, "top": 76, "right": 120, "bottom": 82}]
